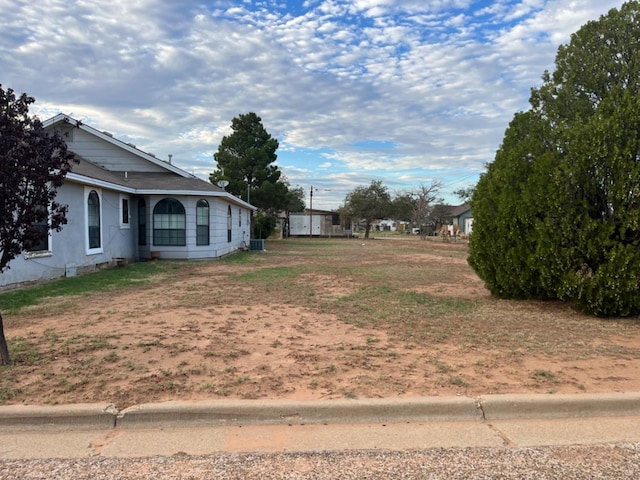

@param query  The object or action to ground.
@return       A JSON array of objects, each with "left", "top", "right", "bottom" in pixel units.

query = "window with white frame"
[
  {"left": 196, "top": 199, "right": 209, "bottom": 246},
  {"left": 86, "top": 188, "right": 103, "bottom": 254},
  {"left": 25, "top": 203, "right": 51, "bottom": 256},
  {"left": 120, "top": 195, "right": 130, "bottom": 228},
  {"left": 153, "top": 198, "right": 186, "bottom": 246}
]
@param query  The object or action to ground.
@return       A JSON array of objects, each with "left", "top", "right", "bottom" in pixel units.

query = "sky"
[{"left": 1, "top": 0, "right": 626, "bottom": 210}]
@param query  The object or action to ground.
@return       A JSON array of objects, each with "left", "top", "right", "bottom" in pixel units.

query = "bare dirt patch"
[{"left": 2, "top": 237, "right": 639, "bottom": 409}]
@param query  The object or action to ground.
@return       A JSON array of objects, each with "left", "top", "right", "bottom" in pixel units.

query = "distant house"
[
  {"left": 449, "top": 203, "right": 473, "bottom": 236},
  {"left": 373, "top": 219, "right": 398, "bottom": 232},
  {"left": 1, "top": 114, "right": 255, "bottom": 289}
]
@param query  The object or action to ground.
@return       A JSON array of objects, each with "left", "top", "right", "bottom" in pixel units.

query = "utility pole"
[
  {"left": 309, "top": 186, "right": 313, "bottom": 239},
  {"left": 309, "top": 185, "right": 330, "bottom": 238}
]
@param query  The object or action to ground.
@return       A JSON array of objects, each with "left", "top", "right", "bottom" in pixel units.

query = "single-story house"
[
  {"left": 372, "top": 219, "right": 398, "bottom": 232},
  {"left": 449, "top": 203, "right": 473, "bottom": 236},
  {"left": 1, "top": 114, "right": 255, "bottom": 289}
]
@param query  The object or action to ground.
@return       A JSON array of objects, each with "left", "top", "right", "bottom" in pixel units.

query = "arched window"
[
  {"left": 196, "top": 199, "right": 210, "bottom": 246},
  {"left": 87, "top": 190, "right": 101, "bottom": 250},
  {"left": 153, "top": 198, "right": 186, "bottom": 246},
  {"left": 227, "top": 205, "right": 232, "bottom": 243}
]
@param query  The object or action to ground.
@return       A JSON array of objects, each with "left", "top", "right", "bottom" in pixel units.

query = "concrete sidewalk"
[{"left": 1, "top": 393, "right": 640, "bottom": 459}]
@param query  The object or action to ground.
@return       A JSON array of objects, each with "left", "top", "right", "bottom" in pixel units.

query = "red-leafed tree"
[{"left": 0, "top": 85, "right": 77, "bottom": 364}]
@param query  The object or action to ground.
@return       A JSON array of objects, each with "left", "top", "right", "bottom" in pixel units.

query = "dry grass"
[{"left": 1, "top": 236, "right": 639, "bottom": 407}]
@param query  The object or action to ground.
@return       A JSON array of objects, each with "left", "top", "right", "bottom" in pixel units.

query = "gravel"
[{"left": 2, "top": 444, "right": 639, "bottom": 479}]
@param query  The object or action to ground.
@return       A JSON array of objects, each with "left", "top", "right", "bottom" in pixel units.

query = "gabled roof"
[
  {"left": 448, "top": 203, "right": 471, "bottom": 217},
  {"left": 45, "top": 114, "right": 254, "bottom": 209},
  {"left": 43, "top": 113, "right": 193, "bottom": 178}
]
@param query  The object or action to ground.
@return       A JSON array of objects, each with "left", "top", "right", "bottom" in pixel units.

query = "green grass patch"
[
  {"left": 220, "top": 251, "right": 263, "bottom": 264},
  {"left": 103, "top": 351, "right": 120, "bottom": 363},
  {"left": 335, "top": 286, "right": 475, "bottom": 321},
  {"left": 8, "top": 337, "right": 43, "bottom": 365},
  {"left": 532, "top": 369, "right": 557, "bottom": 382},
  {"left": 450, "top": 376, "right": 470, "bottom": 388},
  {"left": 62, "top": 333, "right": 119, "bottom": 354},
  {"left": 329, "top": 285, "right": 476, "bottom": 344},
  {"left": 0, "top": 384, "right": 22, "bottom": 402},
  {"left": 0, "top": 261, "right": 179, "bottom": 313}
]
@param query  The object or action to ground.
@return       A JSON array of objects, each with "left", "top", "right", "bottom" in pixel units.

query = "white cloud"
[{"left": 0, "top": 0, "right": 627, "bottom": 208}]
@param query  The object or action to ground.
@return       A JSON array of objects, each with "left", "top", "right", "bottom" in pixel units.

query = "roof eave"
[
  {"left": 137, "top": 188, "right": 253, "bottom": 203},
  {"left": 65, "top": 172, "right": 136, "bottom": 194},
  {"left": 65, "top": 173, "right": 255, "bottom": 209}
]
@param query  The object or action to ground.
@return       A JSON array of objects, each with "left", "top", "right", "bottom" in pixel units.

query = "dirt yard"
[{"left": 2, "top": 237, "right": 640, "bottom": 409}]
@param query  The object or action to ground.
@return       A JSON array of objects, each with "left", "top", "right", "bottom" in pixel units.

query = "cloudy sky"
[{"left": 1, "top": 0, "right": 626, "bottom": 209}]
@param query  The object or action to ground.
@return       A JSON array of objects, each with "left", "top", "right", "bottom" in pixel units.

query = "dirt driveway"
[{"left": 2, "top": 237, "right": 640, "bottom": 409}]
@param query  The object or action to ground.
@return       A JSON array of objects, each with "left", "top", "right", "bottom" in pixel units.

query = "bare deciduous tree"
[{"left": 411, "top": 182, "right": 442, "bottom": 239}]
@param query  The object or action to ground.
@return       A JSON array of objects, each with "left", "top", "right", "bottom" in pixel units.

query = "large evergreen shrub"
[{"left": 469, "top": 1, "right": 640, "bottom": 317}]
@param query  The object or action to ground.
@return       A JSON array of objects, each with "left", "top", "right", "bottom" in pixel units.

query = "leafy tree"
[
  {"left": 210, "top": 112, "right": 281, "bottom": 208},
  {"left": 342, "top": 180, "right": 391, "bottom": 238},
  {"left": 0, "top": 85, "right": 76, "bottom": 364},
  {"left": 469, "top": 1, "right": 640, "bottom": 316},
  {"left": 252, "top": 211, "right": 277, "bottom": 240},
  {"left": 453, "top": 186, "right": 475, "bottom": 203},
  {"left": 284, "top": 185, "right": 306, "bottom": 214},
  {"left": 210, "top": 112, "right": 302, "bottom": 238},
  {"left": 253, "top": 180, "right": 305, "bottom": 238},
  {"left": 390, "top": 192, "right": 416, "bottom": 223},
  {"left": 469, "top": 110, "right": 554, "bottom": 300}
]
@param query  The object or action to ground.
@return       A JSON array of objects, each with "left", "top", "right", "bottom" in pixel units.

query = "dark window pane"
[
  {"left": 122, "top": 198, "right": 129, "bottom": 224},
  {"left": 138, "top": 199, "right": 147, "bottom": 246},
  {"left": 88, "top": 191, "right": 101, "bottom": 249},
  {"left": 153, "top": 198, "right": 186, "bottom": 246}
]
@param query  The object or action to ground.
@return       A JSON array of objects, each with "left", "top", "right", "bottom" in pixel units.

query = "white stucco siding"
[
  {"left": 184, "top": 196, "right": 218, "bottom": 259},
  {"left": 97, "top": 188, "right": 137, "bottom": 260},
  {"left": 144, "top": 196, "right": 251, "bottom": 260},
  {"left": 0, "top": 182, "right": 137, "bottom": 288},
  {"left": 67, "top": 128, "right": 168, "bottom": 173},
  {"left": 1, "top": 188, "right": 254, "bottom": 287}
]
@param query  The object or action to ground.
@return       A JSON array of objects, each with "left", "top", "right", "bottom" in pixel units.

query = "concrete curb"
[
  {"left": 116, "top": 397, "right": 480, "bottom": 428},
  {"left": 479, "top": 392, "right": 640, "bottom": 420},
  {"left": 0, "top": 403, "right": 117, "bottom": 430},
  {"left": 1, "top": 393, "right": 639, "bottom": 430}
]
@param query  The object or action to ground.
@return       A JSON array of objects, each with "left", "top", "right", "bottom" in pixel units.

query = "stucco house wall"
[{"left": 0, "top": 114, "right": 255, "bottom": 289}]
